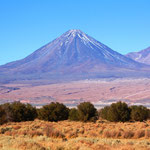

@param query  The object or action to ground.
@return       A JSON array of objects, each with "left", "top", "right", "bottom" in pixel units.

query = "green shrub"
[
  {"left": 0, "top": 102, "right": 37, "bottom": 122},
  {"left": 0, "top": 106, "right": 7, "bottom": 125},
  {"left": 130, "top": 105, "right": 149, "bottom": 121},
  {"left": 99, "top": 106, "right": 109, "bottom": 120},
  {"left": 77, "top": 102, "right": 97, "bottom": 122},
  {"left": 108, "top": 101, "right": 130, "bottom": 122},
  {"left": 69, "top": 108, "right": 79, "bottom": 121},
  {"left": 10, "top": 102, "right": 37, "bottom": 122},
  {"left": 38, "top": 102, "right": 69, "bottom": 122},
  {"left": 24, "top": 104, "right": 37, "bottom": 121},
  {"left": 148, "top": 109, "right": 150, "bottom": 119},
  {"left": 100, "top": 101, "right": 130, "bottom": 122}
]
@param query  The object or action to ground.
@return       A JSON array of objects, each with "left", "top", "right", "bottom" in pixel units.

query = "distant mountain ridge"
[
  {"left": 0, "top": 29, "right": 150, "bottom": 83},
  {"left": 126, "top": 47, "right": 150, "bottom": 65}
]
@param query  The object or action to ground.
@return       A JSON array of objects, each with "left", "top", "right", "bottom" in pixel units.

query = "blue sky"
[{"left": 0, "top": 0, "right": 150, "bottom": 65}]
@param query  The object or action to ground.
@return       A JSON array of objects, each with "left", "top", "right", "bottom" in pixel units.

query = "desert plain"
[{"left": 0, "top": 78, "right": 150, "bottom": 107}]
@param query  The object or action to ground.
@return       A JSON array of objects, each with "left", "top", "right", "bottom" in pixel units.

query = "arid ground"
[
  {"left": 0, "top": 119, "right": 150, "bottom": 150},
  {"left": 0, "top": 78, "right": 150, "bottom": 107}
]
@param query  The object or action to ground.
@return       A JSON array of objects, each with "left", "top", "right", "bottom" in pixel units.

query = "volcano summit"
[{"left": 0, "top": 29, "right": 150, "bottom": 83}]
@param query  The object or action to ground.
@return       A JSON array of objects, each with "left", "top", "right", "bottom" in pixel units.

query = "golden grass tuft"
[
  {"left": 13, "top": 125, "right": 21, "bottom": 130},
  {"left": 122, "top": 130, "right": 134, "bottom": 139},
  {"left": 134, "top": 130, "right": 145, "bottom": 138},
  {"left": 44, "top": 125, "right": 65, "bottom": 138}
]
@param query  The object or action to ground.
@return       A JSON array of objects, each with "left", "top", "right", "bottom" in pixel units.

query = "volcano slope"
[{"left": 0, "top": 29, "right": 150, "bottom": 84}]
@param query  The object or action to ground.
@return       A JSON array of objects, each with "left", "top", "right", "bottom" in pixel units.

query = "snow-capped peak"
[
  {"left": 68, "top": 29, "right": 82, "bottom": 33},
  {"left": 64, "top": 29, "right": 83, "bottom": 37},
  {"left": 63, "top": 29, "right": 104, "bottom": 49}
]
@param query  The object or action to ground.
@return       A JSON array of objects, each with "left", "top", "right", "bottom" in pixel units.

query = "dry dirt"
[{"left": 0, "top": 78, "right": 150, "bottom": 107}]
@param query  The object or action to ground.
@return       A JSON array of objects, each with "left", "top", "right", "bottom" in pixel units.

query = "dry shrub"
[
  {"left": 62, "top": 128, "right": 70, "bottom": 134},
  {"left": 101, "top": 126, "right": 106, "bottom": 130},
  {"left": 103, "top": 130, "right": 122, "bottom": 138},
  {"left": 13, "top": 125, "right": 21, "bottom": 130},
  {"left": 122, "top": 130, "right": 134, "bottom": 138},
  {"left": 0, "top": 144, "right": 3, "bottom": 148},
  {"left": 56, "top": 146, "right": 65, "bottom": 150},
  {"left": 68, "top": 132, "right": 78, "bottom": 138},
  {"left": 5, "top": 131, "right": 12, "bottom": 136},
  {"left": 79, "top": 140, "right": 94, "bottom": 147},
  {"left": 16, "top": 141, "right": 46, "bottom": 150},
  {"left": 111, "top": 130, "right": 122, "bottom": 138},
  {"left": 103, "top": 130, "right": 112, "bottom": 138},
  {"left": 95, "top": 124, "right": 100, "bottom": 128},
  {"left": 119, "top": 146, "right": 136, "bottom": 150},
  {"left": 111, "top": 130, "right": 118, "bottom": 138},
  {"left": 0, "top": 127, "right": 12, "bottom": 134},
  {"left": 126, "top": 141, "right": 134, "bottom": 145},
  {"left": 44, "top": 125, "right": 64, "bottom": 138},
  {"left": 134, "top": 130, "right": 145, "bottom": 138},
  {"left": 94, "top": 144, "right": 111, "bottom": 150},
  {"left": 18, "top": 130, "right": 27, "bottom": 136},
  {"left": 99, "top": 129, "right": 103, "bottom": 135},
  {"left": 29, "top": 130, "right": 43, "bottom": 137},
  {"left": 32, "top": 125, "right": 40, "bottom": 129},
  {"left": 53, "top": 130, "right": 65, "bottom": 138},
  {"left": 145, "top": 130, "right": 150, "bottom": 138},
  {"left": 11, "top": 130, "right": 18, "bottom": 136},
  {"left": 89, "top": 131, "right": 97, "bottom": 137},
  {"left": 79, "top": 128, "right": 84, "bottom": 134},
  {"left": 139, "top": 123, "right": 149, "bottom": 128}
]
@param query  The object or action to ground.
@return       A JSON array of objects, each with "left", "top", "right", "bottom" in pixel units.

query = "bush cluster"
[
  {"left": 0, "top": 101, "right": 98, "bottom": 124},
  {"left": 69, "top": 108, "right": 79, "bottom": 121},
  {"left": 0, "top": 105, "right": 7, "bottom": 125},
  {"left": 38, "top": 102, "right": 98, "bottom": 122},
  {"left": 0, "top": 102, "right": 37, "bottom": 124},
  {"left": 0, "top": 101, "right": 149, "bottom": 125},
  {"left": 99, "top": 101, "right": 150, "bottom": 122},
  {"left": 69, "top": 102, "right": 98, "bottom": 122},
  {"left": 130, "top": 105, "right": 149, "bottom": 122},
  {"left": 37, "top": 102, "right": 69, "bottom": 122}
]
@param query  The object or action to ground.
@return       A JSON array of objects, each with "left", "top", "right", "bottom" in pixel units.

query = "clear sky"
[{"left": 0, "top": 0, "right": 150, "bottom": 65}]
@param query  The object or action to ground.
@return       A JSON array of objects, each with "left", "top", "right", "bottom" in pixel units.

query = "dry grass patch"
[{"left": 0, "top": 120, "right": 150, "bottom": 149}]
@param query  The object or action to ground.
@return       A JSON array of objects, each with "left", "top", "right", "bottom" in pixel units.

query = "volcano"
[{"left": 0, "top": 29, "right": 150, "bottom": 83}]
